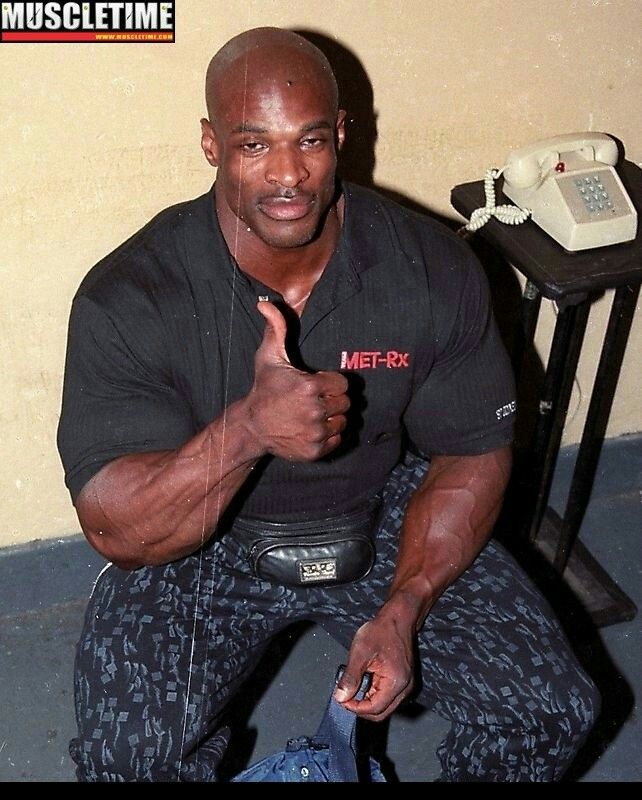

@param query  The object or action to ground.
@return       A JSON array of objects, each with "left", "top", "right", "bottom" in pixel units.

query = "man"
[{"left": 57, "top": 27, "right": 598, "bottom": 782}]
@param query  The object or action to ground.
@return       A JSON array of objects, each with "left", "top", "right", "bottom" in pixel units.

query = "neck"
[{"left": 215, "top": 189, "right": 344, "bottom": 310}]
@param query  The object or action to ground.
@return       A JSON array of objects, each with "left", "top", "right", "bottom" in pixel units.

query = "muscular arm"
[
  {"left": 76, "top": 400, "right": 263, "bottom": 570},
  {"left": 75, "top": 301, "right": 349, "bottom": 570},
  {"left": 336, "top": 446, "right": 512, "bottom": 720}
]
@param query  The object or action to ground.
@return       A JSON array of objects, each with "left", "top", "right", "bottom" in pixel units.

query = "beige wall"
[{"left": 1, "top": 0, "right": 641, "bottom": 548}]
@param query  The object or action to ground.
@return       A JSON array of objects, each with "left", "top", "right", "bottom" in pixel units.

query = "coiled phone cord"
[{"left": 458, "top": 168, "right": 531, "bottom": 237}]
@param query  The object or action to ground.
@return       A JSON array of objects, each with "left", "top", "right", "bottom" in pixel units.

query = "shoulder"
[
  {"left": 75, "top": 189, "right": 215, "bottom": 309},
  {"left": 343, "top": 181, "right": 486, "bottom": 294},
  {"left": 66, "top": 190, "right": 219, "bottom": 363}
]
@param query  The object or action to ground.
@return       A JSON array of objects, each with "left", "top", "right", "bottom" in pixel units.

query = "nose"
[{"left": 265, "top": 145, "right": 310, "bottom": 188}]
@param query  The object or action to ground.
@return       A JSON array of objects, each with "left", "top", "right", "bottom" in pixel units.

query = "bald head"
[{"left": 205, "top": 27, "right": 338, "bottom": 124}]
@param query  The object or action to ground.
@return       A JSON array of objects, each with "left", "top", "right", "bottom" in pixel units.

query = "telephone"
[{"left": 465, "top": 133, "right": 638, "bottom": 251}]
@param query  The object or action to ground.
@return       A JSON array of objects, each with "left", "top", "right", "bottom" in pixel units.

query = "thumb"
[
  {"left": 334, "top": 661, "right": 365, "bottom": 704},
  {"left": 256, "top": 300, "right": 290, "bottom": 364}
]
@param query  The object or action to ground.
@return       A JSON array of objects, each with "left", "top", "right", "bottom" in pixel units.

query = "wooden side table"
[{"left": 451, "top": 161, "right": 641, "bottom": 626}]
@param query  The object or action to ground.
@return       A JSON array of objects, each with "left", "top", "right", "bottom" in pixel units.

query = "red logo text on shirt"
[{"left": 340, "top": 350, "right": 410, "bottom": 370}]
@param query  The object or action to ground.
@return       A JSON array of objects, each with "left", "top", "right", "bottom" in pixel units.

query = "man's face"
[{"left": 202, "top": 62, "right": 345, "bottom": 250}]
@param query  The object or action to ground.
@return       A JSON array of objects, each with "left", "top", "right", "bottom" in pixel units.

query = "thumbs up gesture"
[{"left": 245, "top": 301, "right": 350, "bottom": 461}]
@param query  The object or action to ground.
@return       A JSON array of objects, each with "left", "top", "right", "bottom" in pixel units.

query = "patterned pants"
[{"left": 70, "top": 454, "right": 599, "bottom": 782}]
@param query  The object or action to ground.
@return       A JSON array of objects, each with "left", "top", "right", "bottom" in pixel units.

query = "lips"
[{"left": 258, "top": 195, "right": 314, "bottom": 221}]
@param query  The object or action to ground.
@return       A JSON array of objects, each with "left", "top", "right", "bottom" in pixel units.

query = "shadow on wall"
[{"left": 294, "top": 28, "right": 451, "bottom": 222}]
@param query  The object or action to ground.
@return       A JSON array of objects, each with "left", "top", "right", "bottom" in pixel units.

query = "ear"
[
  {"left": 336, "top": 109, "right": 347, "bottom": 152},
  {"left": 200, "top": 118, "right": 220, "bottom": 168}
]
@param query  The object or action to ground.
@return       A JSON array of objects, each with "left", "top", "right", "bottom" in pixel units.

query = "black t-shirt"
[{"left": 57, "top": 181, "right": 516, "bottom": 521}]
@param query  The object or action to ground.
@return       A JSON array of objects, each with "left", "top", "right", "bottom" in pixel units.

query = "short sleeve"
[
  {"left": 403, "top": 254, "right": 516, "bottom": 456},
  {"left": 57, "top": 295, "right": 195, "bottom": 502}
]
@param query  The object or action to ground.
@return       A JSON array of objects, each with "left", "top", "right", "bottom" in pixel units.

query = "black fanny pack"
[{"left": 232, "top": 499, "right": 381, "bottom": 588}]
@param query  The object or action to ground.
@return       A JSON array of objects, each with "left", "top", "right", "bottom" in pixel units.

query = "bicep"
[
  {"left": 411, "top": 447, "right": 513, "bottom": 537},
  {"left": 427, "top": 448, "right": 513, "bottom": 492}
]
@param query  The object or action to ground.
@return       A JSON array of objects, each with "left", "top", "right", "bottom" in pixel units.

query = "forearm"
[
  {"left": 76, "top": 397, "right": 265, "bottom": 568},
  {"left": 381, "top": 447, "right": 512, "bottom": 632}
]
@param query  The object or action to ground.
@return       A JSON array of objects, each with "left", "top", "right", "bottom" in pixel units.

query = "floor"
[{"left": 0, "top": 434, "right": 639, "bottom": 782}]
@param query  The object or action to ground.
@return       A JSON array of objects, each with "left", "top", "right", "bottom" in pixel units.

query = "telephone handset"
[{"left": 464, "top": 132, "right": 637, "bottom": 251}]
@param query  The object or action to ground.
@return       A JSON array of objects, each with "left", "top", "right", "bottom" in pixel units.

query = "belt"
[{"left": 233, "top": 497, "right": 382, "bottom": 538}]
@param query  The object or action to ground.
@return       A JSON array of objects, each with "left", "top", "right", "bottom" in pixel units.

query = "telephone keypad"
[
  {"left": 559, "top": 167, "right": 631, "bottom": 227},
  {"left": 573, "top": 173, "right": 615, "bottom": 214}
]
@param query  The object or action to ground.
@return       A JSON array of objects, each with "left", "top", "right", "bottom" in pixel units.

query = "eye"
[
  {"left": 301, "top": 136, "right": 326, "bottom": 149},
  {"left": 240, "top": 141, "right": 266, "bottom": 154}
]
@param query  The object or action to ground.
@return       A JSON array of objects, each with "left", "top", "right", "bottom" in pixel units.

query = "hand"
[
  {"left": 334, "top": 613, "right": 415, "bottom": 722},
  {"left": 244, "top": 301, "right": 350, "bottom": 461}
]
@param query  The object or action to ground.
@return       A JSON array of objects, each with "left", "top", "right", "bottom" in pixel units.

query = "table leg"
[
  {"left": 554, "top": 283, "right": 641, "bottom": 572},
  {"left": 526, "top": 299, "right": 591, "bottom": 542},
  {"left": 526, "top": 285, "right": 639, "bottom": 627}
]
